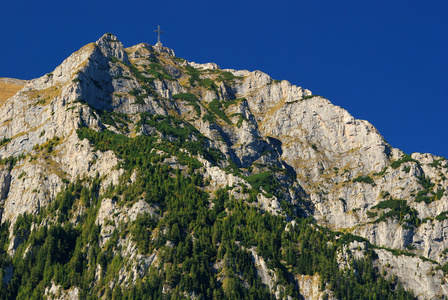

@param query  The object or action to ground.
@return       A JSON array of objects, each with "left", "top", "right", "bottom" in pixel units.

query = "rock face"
[
  {"left": 375, "top": 249, "right": 448, "bottom": 299},
  {"left": 0, "top": 33, "right": 447, "bottom": 299}
]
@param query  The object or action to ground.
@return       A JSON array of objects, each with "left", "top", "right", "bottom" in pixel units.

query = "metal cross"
[{"left": 154, "top": 25, "right": 164, "bottom": 45}]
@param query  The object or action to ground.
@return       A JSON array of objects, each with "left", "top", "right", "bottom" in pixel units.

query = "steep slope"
[
  {"left": 0, "top": 33, "right": 446, "bottom": 299},
  {"left": 0, "top": 78, "right": 27, "bottom": 107}
]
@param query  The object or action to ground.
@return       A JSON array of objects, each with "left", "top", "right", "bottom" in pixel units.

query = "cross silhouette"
[{"left": 154, "top": 25, "right": 164, "bottom": 45}]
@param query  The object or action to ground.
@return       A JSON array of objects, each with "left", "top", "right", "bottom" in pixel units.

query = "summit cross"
[{"left": 154, "top": 25, "right": 164, "bottom": 45}]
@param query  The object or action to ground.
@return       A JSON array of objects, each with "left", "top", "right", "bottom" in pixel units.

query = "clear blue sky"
[{"left": 1, "top": 0, "right": 447, "bottom": 158}]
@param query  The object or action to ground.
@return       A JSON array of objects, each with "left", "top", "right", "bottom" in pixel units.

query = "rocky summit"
[{"left": 0, "top": 33, "right": 447, "bottom": 299}]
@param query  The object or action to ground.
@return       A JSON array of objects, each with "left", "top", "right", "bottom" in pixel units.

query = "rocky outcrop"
[
  {"left": 45, "top": 282, "right": 79, "bottom": 300},
  {"left": 0, "top": 166, "right": 11, "bottom": 202},
  {"left": 375, "top": 249, "right": 448, "bottom": 299},
  {"left": 96, "top": 33, "right": 130, "bottom": 65},
  {"left": 296, "top": 274, "right": 333, "bottom": 300}
]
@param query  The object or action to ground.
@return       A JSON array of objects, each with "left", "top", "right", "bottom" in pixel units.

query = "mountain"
[{"left": 0, "top": 33, "right": 447, "bottom": 299}]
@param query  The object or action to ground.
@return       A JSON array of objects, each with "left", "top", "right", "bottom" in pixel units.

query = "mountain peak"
[{"left": 95, "top": 33, "right": 130, "bottom": 64}]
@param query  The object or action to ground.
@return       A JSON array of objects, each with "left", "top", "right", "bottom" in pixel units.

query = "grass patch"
[
  {"left": 244, "top": 171, "right": 278, "bottom": 195},
  {"left": 301, "top": 95, "right": 319, "bottom": 100},
  {"left": 390, "top": 154, "right": 418, "bottom": 169},
  {"left": 352, "top": 175, "right": 375, "bottom": 186},
  {"left": 0, "top": 81, "right": 24, "bottom": 106},
  {"left": 208, "top": 99, "right": 232, "bottom": 125}
]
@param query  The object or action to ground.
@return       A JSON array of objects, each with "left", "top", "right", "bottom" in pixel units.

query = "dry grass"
[{"left": 0, "top": 82, "right": 24, "bottom": 107}]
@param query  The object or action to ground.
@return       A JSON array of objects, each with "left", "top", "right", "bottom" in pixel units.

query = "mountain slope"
[
  {"left": 0, "top": 33, "right": 447, "bottom": 299},
  {"left": 0, "top": 78, "right": 27, "bottom": 108}
]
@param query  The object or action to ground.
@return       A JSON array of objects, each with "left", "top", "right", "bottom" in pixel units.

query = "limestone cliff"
[{"left": 0, "top": 33, "right": 447, "bottom": 299}]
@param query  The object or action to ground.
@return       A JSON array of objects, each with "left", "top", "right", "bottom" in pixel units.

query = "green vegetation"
[
  {"left": 199, "top": 78, "right": 217, "bottom": 91},
  {"left": 435, "top": 211, "right": 448, "bottom": 222},
  {"left": 0, "top": 137, "right": 11, "bottom": 147},
  {"left": 173, "top": 93, "right": 201, "bottom": 116},
  {"left": 373, "top": 167, "right": 388, "bottom": 176},
  {"left": 185, "top": 67, "right": 242, "bottom": 89},
  {"left": 437, "top": 262, "right": 448, "bottom": 275},
  {"left": 406, "top": 244, "right": 416, "bottom": 250},
  {"left": 76, "top": 104, "right": 131, "bottom": 134},
  {"left": 390, "top": 154, "right": 418, "bottom": 169},
  {"left": 120, "top": 60, "right": 176, "bottom": 103},
  {"left": 89, "top": 113, "right": 222, "bottom": 167},
  {"left": 375, "top": 245, "right": 416, "bottom": 258},
  {"left": 0, "top": 176, "right": 415, "bottom": 300},
  {"left": 129, "top": 88, "right": 147, "bottom": 105},
  {"left": 109, "top": 56, "right": 120, "bottom": 63},
  {"left": 366, "top": 211, "right": 378, "bottom": 218},
  {"left": 380, "top": 191, "right": 390, "bottom": 199},
  {"left": 0, "top": 118, "right": 416, "bottom": 299},
  {"left": 223, "top": 97, "right": 245, "bottom": 109},
  {"left": 208, "top": 99, "right": 232, "bottom": 125},
  {"left": 428, "top": 158, "right": 444, "bottom": 168},
  {"left": 244, "top": 171, "right": 278, "bottom": 196},
  {"left": 414, "top": 175, "right": 444, "bottom": 204},
  {"left": 185, "top": 66, "right": 217, "bottom": 89},
  {"left": 301, "top": 95, "right": 319, "bottom": 100},
  {"left": 201, "top": 113, "right": 215, "bottom": 124},
  {"left": 144, "top": 63, "right": 173, "bottom": 81},
  {"left": 214, "top": 70, "right": 243, "bottom": 84},
  {"left": 369, "top": 199, "right": 420, "bottom": 228},
  {"left": 185, "top": 66, "right": 201, "bottom": 87},
  {"left": 95, "top": 110, "right": 130, "bottom": 133},
  {"left": 352, "top": 175, "right": 375, "bottom": 186},
  {"left": 33, "top": 136, "right": 62, "bottom": 153},
  {"left": 230, "top": 113, "right": 248, "bottom": 128},
  {"left": 201, "top": 69, "right": 243, "bottom": 84},
  {"left": 172, "top": 92, "right": 197, "bottom": 103},
  {"left": 199, "top": 97, "right": 247, "bottom": 127},
  {"left": 34, "top": 94, "right": 49, "bottom": 106},
  {"left": 0, "top": 154, "right": 25, "bottom": 170}
]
